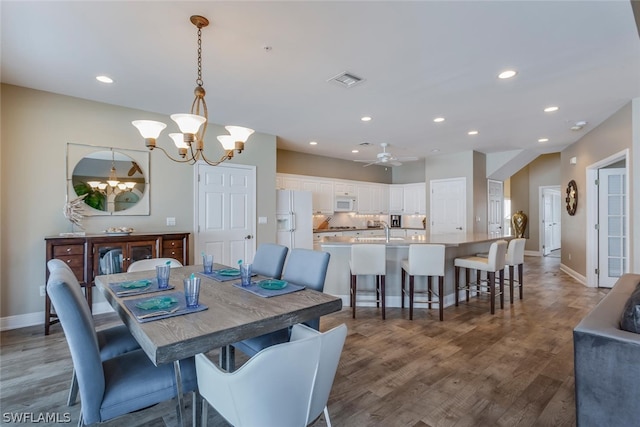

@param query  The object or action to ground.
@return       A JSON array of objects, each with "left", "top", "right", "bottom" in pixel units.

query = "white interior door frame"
[{"left": 586, "top": 149, "right": 630, "bottom": 287}]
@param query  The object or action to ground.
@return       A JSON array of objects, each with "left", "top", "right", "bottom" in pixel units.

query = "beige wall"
[
  {"left": 561, "top": 101, "right": 636, "bottom": 276},
  {"left": 473, "top": 151, "right": 488, "bottom": 233},
  {"left": 424, "top": 151, "right": 484, "bottom": 232},
  {"left": 510, "top": 154, "right": 561, "bottom": 252},
  {"left": 277, "top": 149, "right": 392, "bottom": 183},
  {"left": 392, "top": 160, "right": 426, "bottom": 184},
  {"left": 0, "top": 84, "right": 276, "bottom": 319}
]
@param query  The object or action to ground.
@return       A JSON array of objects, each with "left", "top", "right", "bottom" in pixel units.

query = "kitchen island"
[{"left": 319, "top": 233, "right": 512, "bottom": 311}]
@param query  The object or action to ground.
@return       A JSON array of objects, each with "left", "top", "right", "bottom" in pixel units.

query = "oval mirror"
[{"left": 71, "top": 150, "right": 146, "bottom": 213}]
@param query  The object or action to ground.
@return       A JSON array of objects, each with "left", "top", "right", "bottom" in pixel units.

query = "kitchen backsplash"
[{"left": 313, "top": 213, "right": 426, "bottom": 229}]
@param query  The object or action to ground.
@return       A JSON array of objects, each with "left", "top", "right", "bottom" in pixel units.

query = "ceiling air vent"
[{"left": 328, "top": 71, "right": 365, "bottom": 88}]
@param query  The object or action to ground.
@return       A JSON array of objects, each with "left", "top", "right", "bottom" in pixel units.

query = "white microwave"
[{"left": 335, "top": 196, "right": 356, "bottom": 212}]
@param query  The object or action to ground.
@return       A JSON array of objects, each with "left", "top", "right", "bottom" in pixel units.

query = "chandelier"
[
  {"left": 86, "top": 151, "right": 136, "bottom": 195},
  {"left": 132, "top": 15, "right": 254, "bottom": 166}
]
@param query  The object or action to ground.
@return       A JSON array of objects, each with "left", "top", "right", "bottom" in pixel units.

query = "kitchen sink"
[{"left": 355, "top": 237, "right": 405, "bottom": 241}]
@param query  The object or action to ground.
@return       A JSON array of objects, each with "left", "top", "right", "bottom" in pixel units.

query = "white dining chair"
[
  {"left": 126, "top": 257, "right": 183, "bottom": 272},
  {"left": 196, "top": 323, "right": 347, "bottom": 427}
]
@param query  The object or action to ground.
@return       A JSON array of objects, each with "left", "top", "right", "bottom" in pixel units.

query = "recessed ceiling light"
[
  {"left": 309, "top": 141, "right": 318, "bottom": 145},
  {"left": 352, "top": 149, "right": 359, "bottom": 153},
  {"left": 538, "top": 138, "right": 549, "bottom": 143},
  {"left": 361, "top": 116, "right": 372, "bottom": 122},
  {"left": 498, "top": 70, "right": 517, "bottom": 79},
  {"left": 96, "top": 75, "right": 114, "bottom": 84},
  {"left": 431, "top": 149, "right": 440, "bottom": 153},
  {"left": 433, "top": 117, "right": 445, "bottom": 123},
  {"left": 468, "top": 130, "right": 479, "bottom": 135},
  {"left": 544, "top": 106, "right": 559, "bottom": 113}
]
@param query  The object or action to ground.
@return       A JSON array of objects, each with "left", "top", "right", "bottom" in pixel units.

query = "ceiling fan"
[
  {"left": 127, "top": 161, "right": 142, "bottom": 176},
  {"left": 354, "top": 143, "right": 419, "bottom": 167}
]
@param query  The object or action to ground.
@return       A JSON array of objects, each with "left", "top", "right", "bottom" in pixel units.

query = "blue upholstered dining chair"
[
  {"left": 46, "top": 266, "right": 198, "bottom": 426},
  {"left": 196, "top": 323, "right": 347, "bottom": 427},
  {"left": 250, "top": 243, "right": 289, "bottom": 279},
  {"left": 47, "top": 259, "right": 141, "bottom": 407},
  {"left": 231, "top": 249, "right": 331, "bottom": 359}
]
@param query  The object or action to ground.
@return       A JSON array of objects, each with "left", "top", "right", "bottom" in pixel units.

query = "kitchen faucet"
[{"left": 380, "top": 221, "right": 390, "bottom": 242}]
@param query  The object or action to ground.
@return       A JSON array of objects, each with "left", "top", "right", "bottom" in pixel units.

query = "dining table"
[{"left": 95, "top": 263, "right": 343, "bottom": 427}]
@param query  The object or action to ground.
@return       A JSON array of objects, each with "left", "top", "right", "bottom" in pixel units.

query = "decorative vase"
[{"left": 511, "top": 210, "right": 528, "bottom": 238}]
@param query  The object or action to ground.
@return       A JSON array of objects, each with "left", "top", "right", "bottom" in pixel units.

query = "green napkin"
[
  {"left": 120, "top": 280, "right": 151, "bottom": 289},
  {"left": 135, "top": 296, "right": 178, "bottom": 310},
  {"left": 217, "top": 269, "right": 240, "bottom": 276}
]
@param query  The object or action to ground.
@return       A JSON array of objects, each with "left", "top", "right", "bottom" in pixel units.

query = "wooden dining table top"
[{"left": 95, "top": 264, "right": 343, "bottom": 366}]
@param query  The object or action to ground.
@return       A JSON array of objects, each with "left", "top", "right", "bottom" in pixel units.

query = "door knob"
[
  {"left": 245, "top": 235, "right": 253, "bottom": 239},
  {"left": 456, "top": 227, "right": 463, "bottom": 230}
]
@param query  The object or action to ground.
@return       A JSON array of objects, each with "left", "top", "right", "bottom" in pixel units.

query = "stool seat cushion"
[{"left": 454, "top": 256, "right": 493, "bottom": 271}]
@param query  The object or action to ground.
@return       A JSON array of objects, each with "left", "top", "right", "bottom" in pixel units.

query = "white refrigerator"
[{"left": 276, "top": 190, "right": 313, "bottom": 250}]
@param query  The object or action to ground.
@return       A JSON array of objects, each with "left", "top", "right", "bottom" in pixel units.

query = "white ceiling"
[{"left": 2, "top": 1, "right": 639, "bottom": 163}]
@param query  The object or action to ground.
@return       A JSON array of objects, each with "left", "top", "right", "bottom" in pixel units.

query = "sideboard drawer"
[
  {"left": 162, "top": 239, "right": 183, "bottom": 250},
  {"left": 53, "top": 244, "right": 84, "bottom": 257},
  {"left": 162, "top": 248, "right": 183, "bottom": 259}
]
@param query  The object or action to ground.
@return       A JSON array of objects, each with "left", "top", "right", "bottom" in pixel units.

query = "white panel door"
[
  {"left": 430, "top": 178, "right": 466, "bottom": 234},
  {"left": 196, "top": 164, "right": 256, "bottom": 267},
  {"left": 542, "top": 187, "right": 561, "bottom": 255},
  {"left": 598, "top": 168, "right": 627, "bottom": 287},
  {"left": 487, "top": 180, "right": 504, "bottom": 235}
]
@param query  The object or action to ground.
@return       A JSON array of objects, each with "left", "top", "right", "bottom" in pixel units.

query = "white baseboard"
[
  {"left": 560, "top": 263, "right": 589, "bottom": 286},
  {"left": 524, "top": 250, "right": 541, "bottom": 257},
  {"left": 0, "top": 302, "right": 115, "bottom": 332}
]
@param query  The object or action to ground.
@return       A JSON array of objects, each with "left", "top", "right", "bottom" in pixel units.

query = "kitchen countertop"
[
  {"left": 318, "top": 232, "right": 512, "bottom": 246},
  {"left": 313, "top": 227, "right": 425, "bottom": 233}
]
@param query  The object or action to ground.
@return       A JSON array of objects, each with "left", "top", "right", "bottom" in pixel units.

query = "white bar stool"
[
  {"left": 350, "top": 244, "right": 387, "bottom": 319},
  {"left": 476, "top": 238, "right": 526, "bottom": 304},
  {"left": 454, "top": 240, "right": 508, "bottom": 314},
  {"left": 401, "top": 244, "right": 446, "bottom": 321},
  {"left": 505, "top": 238, "right": 526, "bottom": 303}
]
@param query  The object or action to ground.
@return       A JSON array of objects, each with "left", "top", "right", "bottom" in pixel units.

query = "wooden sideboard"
[{"left": 44, "top": 232, "right": 190, "bottom": 335}]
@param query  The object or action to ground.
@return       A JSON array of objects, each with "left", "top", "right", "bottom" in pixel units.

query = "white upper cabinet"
[
  {"left": 389, "top": 185, "right": 404, "bottom": 213},
  {"left": 334, "top": 182, "right": 356, "bottom": 197},
  {"left": 302, "top": 179, "right": 334, "bottom": 214},
  {"left": 403, "top": 183, "right": 426, "bottom": 214}
]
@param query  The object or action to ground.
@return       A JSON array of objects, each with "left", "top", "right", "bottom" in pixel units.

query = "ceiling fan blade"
[
  {"left": 362, "top": 161, "right": 380, "bottom": 167},
  {"left": 396, "top": 156, "right": 419, "bottom": 162},
  {"left": 354, "top": 159, "right": 378, "bottom": 163},
  {"left": 128, "top": 161, "right": 142, "bottom": 176},
  {"left": 389, "top": 161, "right": 403, "bottom": 166}
]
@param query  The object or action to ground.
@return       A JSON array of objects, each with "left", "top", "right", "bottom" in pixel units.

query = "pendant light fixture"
[{"left": 132, "top": 15, "right": 254, "bottom": 166}]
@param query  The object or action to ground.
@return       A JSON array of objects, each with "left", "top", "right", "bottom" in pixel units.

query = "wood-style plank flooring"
[{"left": 0, "top": 255, "right": 607, "bottom": 426}]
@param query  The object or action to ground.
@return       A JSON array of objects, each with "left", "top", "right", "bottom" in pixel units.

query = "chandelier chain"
[{"left": 196, "top": 27, "right": 203, "bottom": 87}]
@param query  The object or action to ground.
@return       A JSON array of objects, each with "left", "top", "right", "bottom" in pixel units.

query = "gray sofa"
[{"left": 573, "top": 273, "right": 640, "bottom": 427}]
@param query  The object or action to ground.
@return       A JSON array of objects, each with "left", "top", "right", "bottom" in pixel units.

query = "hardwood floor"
[{"left": 0, "top": 255, "right": 606, "bottom": 426}]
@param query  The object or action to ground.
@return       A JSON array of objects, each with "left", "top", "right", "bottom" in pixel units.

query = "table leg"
[
  {"left": 218, "top": 345, "right": 236, "bottom": 372},
  {"left": 173, "top": 360, "right": 185, "bottom": 427}
]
